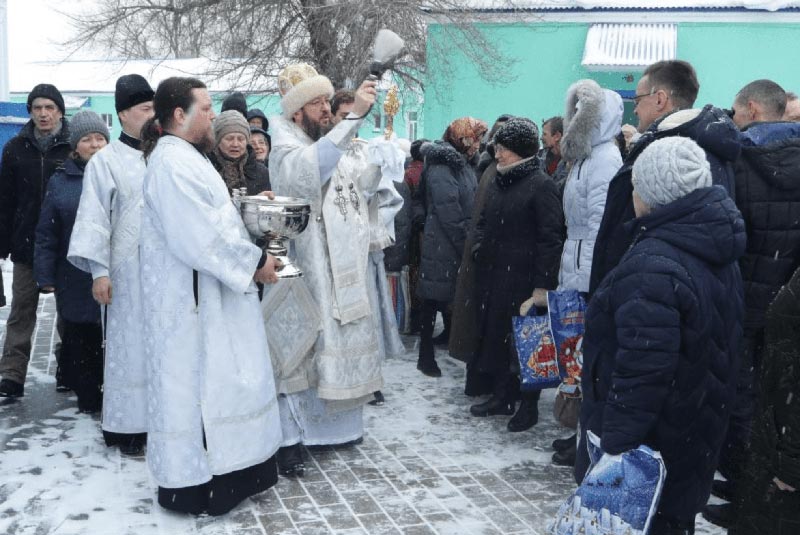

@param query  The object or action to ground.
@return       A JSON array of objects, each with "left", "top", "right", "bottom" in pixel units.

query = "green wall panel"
[{"left": 424, "top": 21, "right": 800, "bottom": 139}]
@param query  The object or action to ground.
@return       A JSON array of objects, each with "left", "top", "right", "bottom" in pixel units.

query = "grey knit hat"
[
  {"left": 213, "top": 110, "right": 250, "bottom": 144},
  {"left": 68, "top": 110, "right": 110, "bottom": 150},
  {"left": 632, "top": 136, "right": 712, "bottom": 208}
]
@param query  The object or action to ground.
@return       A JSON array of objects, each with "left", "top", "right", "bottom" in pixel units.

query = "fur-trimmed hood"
[
  {"left": 561, "top": 79, "right": 623, "bottom": 162},
  {"left": 421, "top": 141, "right": 467, "bottom": 170}
]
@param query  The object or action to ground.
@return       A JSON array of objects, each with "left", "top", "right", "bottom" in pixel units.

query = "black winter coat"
[
  {"left": 209, "top": 145, "right": 271, "bottom": 195},
  {"left": 734, "top": 121, "right": 800, "bottom": 337},
  {"left": 416, "top": 142, "right": 477, "bottom": 302},
  {"left": 589, "top": 105, "right": 740, "bottom": 295},
  {"left": 472, "top": 158, "right": 564, "bottom": 374},
  {"left": 33, "top": 158, "right": 100, "bottom": 324},
  {"left": 731, "top": 266, "right": 800, "bottom": 535},
  {"left": 383, "top": 181, "right": 412, "bottom": 272},
  {"left": 577, "top": 186, "right": 746, "bottom": 525},
  {"left": 0, "top": 119, "right": 71, "bottom": 265}
]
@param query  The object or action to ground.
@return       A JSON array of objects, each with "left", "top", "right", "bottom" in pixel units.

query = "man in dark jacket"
[
  {"left": 730, "top": 266, "right": 800, "bottom": 535},
  {"left": 0, "top": 84, "right": 71, "bottom": 397},
  {"left": 589, "top": 60, "right": 740, "bottom": 296},
  {"left": 578, "top": 137, "right": 745, "bottom": 535},
  {"left": 704, "top": 79, "right": 800, "bottom": 528}
]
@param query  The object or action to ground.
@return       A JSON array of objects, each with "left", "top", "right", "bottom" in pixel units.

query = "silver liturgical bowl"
[{"left": 239, "top": 195, "right": 312, "bottom": 279}]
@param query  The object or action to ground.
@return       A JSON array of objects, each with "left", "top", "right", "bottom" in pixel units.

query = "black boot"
[
  {"left": 0, "top": 378, "right": 24, "bottom": 398},
  {"left": 552, "top": 442, "right": 576, "bottom": 467},
  {"left": 552, "top": 434, "right": 577, "bottom": 452},
  {"left": 417, "top": 335, "right": 441, "bottom": 378},
  {"left": 701, "top": 503, "right": 734, "bottom": 529},
  {"left": 507, "top": 391, "right": 540, "bottom": 432},
  {"left": 368, "top": 390, "right": 385, "bottom": 406},
  {"left": 277, "top": 444, "right": 305, "bottom": 478},
  {"left": 470, "top": 395, "right": 515, "bottom": 417}
]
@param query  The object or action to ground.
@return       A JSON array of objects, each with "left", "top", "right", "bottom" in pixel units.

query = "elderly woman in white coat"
[{"left": 552, "top": 79, "right": 623, "bottom": 466}]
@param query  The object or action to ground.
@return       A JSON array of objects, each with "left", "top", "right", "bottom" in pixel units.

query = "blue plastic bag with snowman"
[{"left": 550, "top": 431, "right": 666, "bottom": 535}]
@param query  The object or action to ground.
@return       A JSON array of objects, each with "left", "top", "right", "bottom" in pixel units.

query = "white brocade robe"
[
  {"left": 139, "top": 136, "right": 281, "bottom": 488},
  {"left": 67, "top": 140, "right": 147, "bottom": 434},
  {"left": 268, "top": 116, "right": 383, "bottom": 403}
]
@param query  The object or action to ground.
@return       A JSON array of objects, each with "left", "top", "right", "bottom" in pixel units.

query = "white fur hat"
[
  {"left": 278, "top": 63, "right": 334, "bottom": 118},
  {"left": 632, "top": 136, "right": 712, "bottom": 208}
]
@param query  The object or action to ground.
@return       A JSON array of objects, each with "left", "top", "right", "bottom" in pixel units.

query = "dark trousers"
[
  {"left": 420, "top": 299, "right": 449, "bottom": 346},
  {"left": 61, "top": 320, "right": 104, "bottom": 412},
  {"left": 0, "top": 263, "right": 40, "bottom": 384},
  {"left": 718, "top": 333, "right": 762, "bottom": 483}
]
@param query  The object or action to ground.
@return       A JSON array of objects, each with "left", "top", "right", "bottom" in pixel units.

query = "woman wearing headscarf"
[{"left": 415, "top": 117, "right": 485, "bottom": 377}]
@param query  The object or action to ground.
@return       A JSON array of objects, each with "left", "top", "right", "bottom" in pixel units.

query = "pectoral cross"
[
  {"left": 348, "top": 183, "right": 360, "bottom": 214},
  {"left": 334, "top": 184, "right": 348, "bottom": 220}
]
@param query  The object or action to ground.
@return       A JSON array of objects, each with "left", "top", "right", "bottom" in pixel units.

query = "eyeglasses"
[
  {"left": 306, "top": 97, "right": 330, "bottom": 109},
  {"left": 633, "top": 89, "right": 656, "bottom": 105}
]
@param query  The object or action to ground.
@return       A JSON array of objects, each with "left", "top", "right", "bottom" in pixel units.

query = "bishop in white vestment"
[
  {"left": 266, "top": 65, "right": 387, "bottom": 476},
  {"left": 138, "top": 77, "right": 282, "bottom": 515},
  {"left": 68, "top": 74, "right": 155, "bottom": 454}
]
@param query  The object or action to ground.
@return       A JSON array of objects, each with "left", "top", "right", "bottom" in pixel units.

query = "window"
[
  {"left": 100, "top": 113, "right": 113, "bottom": 128},
  {"left": 407, "top": 111, "right": 418, "bottom": 140},
  {"left": 372, "top": 111, "right": 383, "bottom": 133}
]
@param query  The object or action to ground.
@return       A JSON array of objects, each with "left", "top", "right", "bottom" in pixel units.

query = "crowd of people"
[{"left": 0, "top": 58, "right": 799, "bottom": 534}]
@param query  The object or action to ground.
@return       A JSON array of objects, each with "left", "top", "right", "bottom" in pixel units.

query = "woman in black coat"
[
  {"left": 416, "top": 117, "right": 485, "bottom": 377},
  {"left": 469, "top": 118, "right": 564, "bottom": 422},
  {"left": 578, "top": 137, "right": 745, "bottom": 535},
  {"left": 730, "top": 265, "right": 800, "bottom": 535},
  {"left": 34, "top": 111, "right": 109, "bottom": 413}
]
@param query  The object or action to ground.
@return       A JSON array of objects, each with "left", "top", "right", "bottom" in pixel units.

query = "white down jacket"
[{"left": 558, "top": 79, "right": 623, "bottom": 292}]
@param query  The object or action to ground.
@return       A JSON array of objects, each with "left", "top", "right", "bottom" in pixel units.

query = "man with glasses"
[{"left": 587, "top": 60, "right": 740, "bottom": 298}]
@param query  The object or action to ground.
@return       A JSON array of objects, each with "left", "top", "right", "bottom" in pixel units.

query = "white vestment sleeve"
[
  {"left": 146, "top": 154, "right": 262, "bottom": 295},
  {"left": 270, "top": 115, "right": 363, "bottom": 201},
  {"left": 68, "top": 154, "right": 115, "bottom": 274},
  {"left": 88, "top": 260, "right": 109, "bottom": 280}
]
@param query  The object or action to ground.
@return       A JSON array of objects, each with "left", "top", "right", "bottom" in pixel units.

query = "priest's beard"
[{"left": 302, "top": 110, "right": 333, "bottom": 141}]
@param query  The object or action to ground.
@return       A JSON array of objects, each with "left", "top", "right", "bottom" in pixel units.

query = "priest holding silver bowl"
[{"left": 237, "top": 190, "right": 312, "bottom": 278}]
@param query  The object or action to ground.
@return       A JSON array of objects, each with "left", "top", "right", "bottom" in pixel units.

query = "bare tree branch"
[{"left": 61, "top": 0, "right": 516, "bottom": 96}]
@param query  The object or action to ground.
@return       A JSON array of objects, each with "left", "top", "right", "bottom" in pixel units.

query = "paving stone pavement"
[{"left": 0, "top": 263, "right": 725, "bottom": 534}]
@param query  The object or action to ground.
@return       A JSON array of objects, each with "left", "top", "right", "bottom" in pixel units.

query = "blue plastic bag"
[
  {"left": 513, "top": 310, "right": 561, "bottom": 390},
  {"left": 550, "top": 431, "right": 666, "bottom": 535},
  {"left": 547, "top": 290, "right": 586, "bottom": 395}
]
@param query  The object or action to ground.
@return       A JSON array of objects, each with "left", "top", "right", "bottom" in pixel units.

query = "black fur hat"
[{"left": 493, "top": 118, "right": 540, "bottom": 159}]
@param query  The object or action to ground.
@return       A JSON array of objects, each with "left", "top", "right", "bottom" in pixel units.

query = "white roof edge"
[{"left": 9, "top": 58, "right": 278, "bottom": 95}]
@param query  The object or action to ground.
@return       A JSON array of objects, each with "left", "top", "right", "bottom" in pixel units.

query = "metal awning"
[{"left": 582, "top": 23, "right": 677, "bottom": 71}]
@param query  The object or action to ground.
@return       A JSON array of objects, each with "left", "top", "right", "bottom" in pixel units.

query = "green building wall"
[{"left": 423, "top": 21, "right": 800, "bottom": 139}]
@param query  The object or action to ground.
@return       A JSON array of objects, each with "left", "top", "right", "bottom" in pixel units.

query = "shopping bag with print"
[
  {"left": 550, "top": 431, "right": 666, "bottom": 535},
  {"left": 513, "top": 310, "right": 561, "bottom": 390}
]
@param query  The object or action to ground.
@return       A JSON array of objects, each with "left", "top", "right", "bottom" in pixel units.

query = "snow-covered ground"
[{"left": 0, "top": 260, "right": 725, "bottom": 534}]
